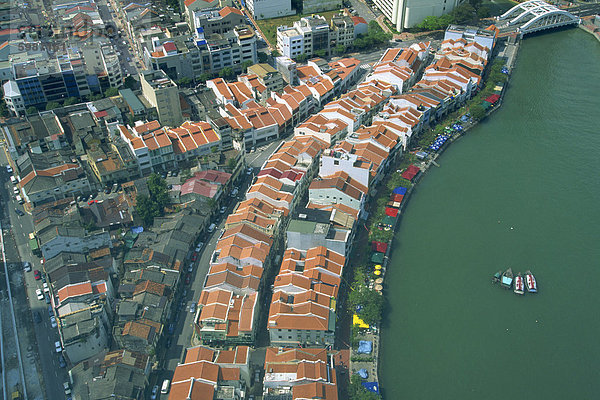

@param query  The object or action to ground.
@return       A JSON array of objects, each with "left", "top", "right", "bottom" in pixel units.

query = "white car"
[
  {"left": 189, "top": 303, "right": 196, "bottom": 313},
  {"left": 195, "top": 242, "right": 204, "bottom": 252},
  {"left": 188, "top": 263, "right": 194, "bottom": 272},
  {"left": 36, "top": 289, "right": 44, "bottom": 300},
  {"left": 55, "top": 340, "right": 62, "bottom": 353},
  {"left": 50, "top": 316, "right": 57, "bottom": 328},
  {"left": 6, "top": 165, "right": 13, "bottom": 173},
  {"left": 43, "top": 282, "right": 50, "bottom": 293}
]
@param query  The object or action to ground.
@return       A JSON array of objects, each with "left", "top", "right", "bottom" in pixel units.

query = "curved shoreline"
[{"left": 346, "top": 38, "right": 521, "bottom": 399}]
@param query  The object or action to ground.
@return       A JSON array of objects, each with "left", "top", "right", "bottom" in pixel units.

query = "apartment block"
[
  {"left": 373, "top": 0, "right": 464, "bottom": 31},
  {"left": 140, "top": 70, "right": 183, "bottom": 128},
  {"left": 246, "top": 0, "right": 294, "bottom": 20},
  {"left": 277, "top": 15, "right": 331, "bottom": 59}
]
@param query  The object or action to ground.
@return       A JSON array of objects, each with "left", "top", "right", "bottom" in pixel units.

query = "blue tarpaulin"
[
  {"left": 357, "top": 340, "right": 372, "bottom": 354},
  {"left": 393, "top": 186, "right": 407, "bottom": 195},
  {"left": 357, "top": 369, "right": 368, "bottom": 379},
  {"left": 362, "top": 382, "right": 380, "bottom": 394},
  {"left": 131, "top": 226, "right": 144, "bottom": 234}
]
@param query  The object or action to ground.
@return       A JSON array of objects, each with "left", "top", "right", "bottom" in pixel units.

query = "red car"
[
  {"left": 185, "top": 274, "right": 191, "bottom": 285},
  {"left": 191, "top": 252, "right": 198, "bottom": 262},
  {"left": 34, "top": 270, "right": 41, "bottom": 280}
]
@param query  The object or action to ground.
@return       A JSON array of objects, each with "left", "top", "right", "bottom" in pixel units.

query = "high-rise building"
[
  {"left": 373, "top": 0, "right": 464, "bottom": 31},
  {"left": 140, "top": 70, "right": 183, "bottom": 128}
]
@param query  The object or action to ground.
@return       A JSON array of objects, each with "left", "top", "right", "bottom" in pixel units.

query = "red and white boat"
[
  {"left": 525, "top": 270, "right": 537, "bottom": 293},
  {"left": 514, "top": 273, "right": 525, "bottom": 295}
]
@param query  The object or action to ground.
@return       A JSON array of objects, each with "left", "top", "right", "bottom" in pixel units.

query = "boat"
[
  {"left": 525, "top": 270, "right": 537, "bottom": 293},
  {"left": 500, "top": 268, "right": 513, "bottom": 289},
  {"left": 513, "top": 273, "right": 525, "bottom": 295},
  {"left": 492, "top": 271, "right": 502, "bottom": 283}
]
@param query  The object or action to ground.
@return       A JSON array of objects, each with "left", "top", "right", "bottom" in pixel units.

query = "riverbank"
[
  {"left": 377, "top": 28, "right": 600, "bottom": 399},
  {"left": 578, "top": 18, "right": 600, "bottom": 43},
  {"left": 346, "top": 38, "right": 520, "bottom": 398}
]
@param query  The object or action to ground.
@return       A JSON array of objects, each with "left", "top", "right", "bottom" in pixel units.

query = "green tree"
[
  {"left": 241, "top": 60, "right": 254, "bottom": 73},
  {"left": 349, "top": 374, "right": 381, "bottom": 400},
  {"left": 136, "top": 194, "right": 161, "bottom": 226},
  {"left": 295, "top": 53, "right": 308, "bottom": 63},
  {"left": 104, "top": 87, "right": 119, "bottom": 97},
  {"left": 314, "top": 49, "right": 327, "bottom": 58},
  {"left": 334, "top": 44, "right": 346, "bottom": 55},
  {"left": 470, "top": 104, "right": 486, "bottom": 121},
  {"left": 26, "top": 106, "right": 38, "bottom": 115},
  {"left": 271, "top": 50, "right": 280, "bottom": 58},
  {"left": 258, "top": 52, "right": 269, "bottom": 63},
  {"left": 45, "top": 101, "right": 61, "bottom": 110},
  {"left": 477, "top": 6, "right": 490, "bottom": 19},
  {"left": 147, "top": 173, "right": 170, "bottom": 210},
  {"left": 219, "top": 67, "right": 235, "bottom": 80},
  {"left": 199, "top": 72, "right": 212, "bottom": 83},
  {"left": 452, "top": 3, "right": 476, "bottom": 24},
  {"left": 64, "top": 97, "right": 79, "bottom": 106},
  {"left": 177, "top": 77, "right": 192, "bottom": 87},
  {"left": 0, "top": 101, "right": 10, "bottom": 118},
  {"left": 124, "top": 75, "right": 136, "bottom": 90},
  {"left": 226, "top": 157, "right": 237, "bottom": 170}
]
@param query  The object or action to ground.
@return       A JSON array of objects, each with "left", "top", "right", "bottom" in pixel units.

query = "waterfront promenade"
[{"left": 347, "top": 37, "right": 520, "bottom": 398}]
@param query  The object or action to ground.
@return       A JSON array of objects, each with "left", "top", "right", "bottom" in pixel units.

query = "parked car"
[
  {"left": 36, "top": 289, "right": 44, "bottom": 300},
  {"left": 23, "top": 262, "right": 31, "bottom": 272},
  {"left": 104, "top": 187, "right": 111, "bottom": 194},
  {"left": 188, "top": 263, "right": 194, "bottom": 273},
  {"left": 168, "top": 323, "right": 175, "bottom": 335},
  {"left": 15, "top": 208, "right": 24, "bottom": 216},
  {"left": 48, "top": 305, "right": 53, "bottom": 317},
  {"left": 50, "top": 316, "right": 57, "bottom": 328},
  {"left": 13, "top": 186, "right": 19, "bottom": 194},
  {"left": 55, "top": 340, "right": 62, "bottom": 352},
  {"left": 43, "top": 282, "right": 49, "bottom": 293},
  {"left": 191, "top": 252, "right": 198, "bottom": 262},
  {"left": 45, "top": 293, "right": 51, "bottom": 304},
  {"left": 33, "top": 270, "right": 41, "bottom": 280},
  {"left": 246, "top": 167, "right": 253, "bottom": 175},
  {"left": 6, "top": 165, "right": 13, "bottom": 173},
  {"left": 63, "top": 382, "right": 71, "bottom": 396},
  {"left": 33, "top": 312, "right": 41, "bottom": 323},
  {"left": 219, "top": 206, "right": 226, "bottom": 214},
  {"left": 58, "top": 355, "right": 66, "bottom": 368},
  {"left": 150, "top": 385, "right": 159, "bottom": 399},
  {"left": 189, "top": 303, "right": 196, "bottom": 313},
  {"left": 185, "top": 274, "right": 191, "bottom": 285}
]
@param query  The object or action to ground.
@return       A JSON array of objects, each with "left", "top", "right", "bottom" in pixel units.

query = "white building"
[
  {"left": 374, "top": 0, "right": 464, "bottom": 31},
  {"left": 246, "top": 0, "right": 294, "bottom": 20},
  {"left": 277, "top": 15, "right": 331, "bottom": 59}
]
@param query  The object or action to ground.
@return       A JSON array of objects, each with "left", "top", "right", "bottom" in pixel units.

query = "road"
[
  {"left": 155, "top": 159, "right": 263, "bottom": 387},
  {"left": 347, "top": 0, "right": 380, "bottom": 22},
  {"left": 96, "top": 0, "right": 141, "bottom": 76},
  {"left": 1, "top": 149, "right": 68, "bottom": 400}
]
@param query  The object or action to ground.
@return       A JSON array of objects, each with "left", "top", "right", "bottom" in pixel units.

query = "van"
[
  {"left": 161, "top": 379, "right": 170, "bottom": 394},
  {"left": 16, "top": 195, "right": 24, "bottom": 204},
  {"left": 207, "top": 223, "right": 216, "bottom": 233}
]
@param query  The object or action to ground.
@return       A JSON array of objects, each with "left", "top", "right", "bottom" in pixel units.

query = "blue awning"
[
  {"left": 362, "top": 382, "right": 380, "bottom": 394},
  {"left": 393, "top": 186, "right": 407, "bottom": 195}
]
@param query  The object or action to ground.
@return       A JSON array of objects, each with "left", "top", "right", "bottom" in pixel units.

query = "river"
[{"left": 379, "top": 28, "right": 600, "bottom": 399}]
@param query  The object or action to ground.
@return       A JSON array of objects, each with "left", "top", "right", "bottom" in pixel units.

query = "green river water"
[{"left": 379, "top": 28, "right": 600, "bottom": 399}]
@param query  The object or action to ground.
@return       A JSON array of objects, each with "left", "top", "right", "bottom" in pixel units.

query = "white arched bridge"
[{"left": 497, "top": 0, "right": 580, "bottom": 37}]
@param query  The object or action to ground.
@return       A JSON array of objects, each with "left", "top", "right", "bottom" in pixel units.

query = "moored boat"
[
  {"left": 514, "top": 273, "right": 525, "bottom": 295},
  {"left": 501, "top": 268, "right": 513, "bottom": 289},
  {"left": 525, "top": 270, "right": 537, "bottom": 293},
  {"left": 492, "top": 271, "right": 502, "bottom": 283}
]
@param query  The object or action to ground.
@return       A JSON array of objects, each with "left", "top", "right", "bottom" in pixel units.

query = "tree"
[
  {"left": 0, "top": 101, "right": 10, "bottom": 118},
  {"left": 45, "top": 101, "right": 60, "bottom": 111},
  {"left": 271, "top": 50, "right": 280, "bottom": 58},
  {"left": 452, "top": 3, "right": 476, "bottom": 24},
  {"left": 314, "top": 49, "right": 327, "bottom": 58},
  {"left": 136, "top": 173, "right": 170, "bottom": 226},
  {"left": 241, "top": 60, "right": 254, "bottom": 73},
  {"left": 26, "top": 106, "right": 38, "bottom": 115},
  {"left": 470, "top": 104, "right": 486, "bottom": 121},
  {"left": 349, "top": 374, "right": 381, "bottom": 400},
  {"left": 64, "top": 97, "right": 79, "bottom": 106},
  {"left": 334, "top": 44, "right": 346, "bottom": 55},
  {"left": 295, "top": 53, "right": 308, "bottom": 63},
  {"left": 477, "top": 6, "right": 490, "bottom": 19},
  {"left": 226, "top": 157, "right": 237, "bottom": 170},
  {"left": 199, "top": 72, "right": 212, "bottom": 83},
  {"left": 258, "top": 52, "right": 269, "bottom": 63},
  {"left": 124, "top": 75, "right": 136, "bottom": 90},
  {"left": 219, "top": 67, "right": 235, "bottom": 80},
  {"left": 177, "top": 77, "right": 192, "bottom": 87},
  {"left": 104, "top": 87, "right": 119, "bottom": 97}
]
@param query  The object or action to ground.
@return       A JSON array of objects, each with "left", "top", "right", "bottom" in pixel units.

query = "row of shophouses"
[{"left": 167, "top": 32, "right": 495, "bottom": 400}]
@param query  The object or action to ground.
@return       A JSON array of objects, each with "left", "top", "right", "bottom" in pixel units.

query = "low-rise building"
[
  {"left": 246, "top": 63, "right": 285, "bottom": 94},
  {"left": 277, "top": 15, "right": 331, "bottom": 59},
  {"left": 246, "top": 0, "right": 294, "bottom": 20},
  {"left": 140, "top": 70, "right": 183, "bottom": 128}
]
